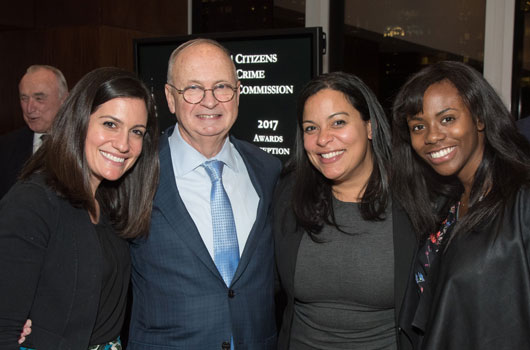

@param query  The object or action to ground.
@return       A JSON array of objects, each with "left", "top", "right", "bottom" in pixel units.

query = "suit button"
[
  {"left": 222, "top": 341, "right": 231, "bottom": 349},
  {"left": 228, "top": 289, "right": 235, "bottom": 298}
]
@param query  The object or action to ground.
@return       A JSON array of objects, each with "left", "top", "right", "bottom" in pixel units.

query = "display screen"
[{"left": 134, "top": 27, "right": 323, "bottom": 162}]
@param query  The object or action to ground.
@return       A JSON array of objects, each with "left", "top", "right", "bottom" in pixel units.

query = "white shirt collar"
[
  {"left": 33, "top": 132, "right": 45, "bottom": 153},
  {"left": 169, "top": 124, "right": 239, "bottom": 177}
]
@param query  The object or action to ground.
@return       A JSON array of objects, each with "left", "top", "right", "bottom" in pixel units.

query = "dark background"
[
  {"left": 1, "top": 0, "right": 527, "bottom": 138},
  {"left": 135, "top": 28, "right": 323, "bottom": 163}
]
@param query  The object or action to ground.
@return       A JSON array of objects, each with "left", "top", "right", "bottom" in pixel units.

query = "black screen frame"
[{"left": 133, "top": 27, "right": 324, "bottom": 162}]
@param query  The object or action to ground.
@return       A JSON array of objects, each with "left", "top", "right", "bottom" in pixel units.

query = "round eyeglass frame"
[{"left": 166, "top": 82, "right": 238, "bottom": 104}]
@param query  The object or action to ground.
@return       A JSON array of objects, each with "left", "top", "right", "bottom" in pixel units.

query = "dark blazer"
[
  {"left": 128, "top": 129, "right": 282, "bottom": 350},
  {"left": 0, "top": 127, "right": 33, "bottom": 199},
  {"left": 399, "top": 187, "right": 530, "bottom": 350},
  {"left": 273, "top": 174, "right": 417, "bottom": 350},
  {"left": 0, "top": 174, "right": 117, "bottom": 350}
]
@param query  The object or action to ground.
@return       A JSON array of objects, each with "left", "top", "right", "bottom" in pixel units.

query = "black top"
[
  {"left": 90, "top": 216, "right": 131, "bottom": 344},
  {"left": 0, "top": 174, "right": 128, "bottom": 349},
  {"left": 411, "top": 204, "right": 457, "bottom": 347},
  {"left": 399, "top": 187, "right": 530, "bottom": 349}
]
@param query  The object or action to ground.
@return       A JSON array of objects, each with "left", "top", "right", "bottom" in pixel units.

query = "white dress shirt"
[
  {"left": 33, "top": 133, "right": 45, "bottom": 153},
  {"left": 168, "top": 125, "right": 259, "bottom": 258}
]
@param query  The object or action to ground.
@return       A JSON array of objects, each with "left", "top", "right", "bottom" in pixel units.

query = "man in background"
[
  {"left": 0, "top": 65, "right": 68, "bottom": 198},
  {"left": 127, "top": 38, "right": 281, "bottom": 349}
]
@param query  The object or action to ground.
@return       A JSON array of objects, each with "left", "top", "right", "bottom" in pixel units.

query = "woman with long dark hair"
[
  {"left": 0, "top": 67, "right": 159, "bottom": 349},
  {"left": 274, "top": 72, "right": 415, "bottom": 349},
  {"left": 393, "top": 61, "right": 530, "bottom": 349}
]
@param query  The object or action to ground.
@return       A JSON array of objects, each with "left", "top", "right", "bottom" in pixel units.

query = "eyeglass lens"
[{"left": 183, "top": 85, "right": 235, "bottom": 103}]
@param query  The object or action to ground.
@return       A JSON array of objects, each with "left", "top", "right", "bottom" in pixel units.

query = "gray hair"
[{"left": 26, "top": 64, "right": 68, "bottom": 98}]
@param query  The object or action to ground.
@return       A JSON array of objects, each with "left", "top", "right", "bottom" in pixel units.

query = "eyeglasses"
[{"left": 166, "top": 82, "right": 238, "bottom": 104}]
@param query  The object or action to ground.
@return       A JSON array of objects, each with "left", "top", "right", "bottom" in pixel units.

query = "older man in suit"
[
  {"left": 0, "top": 65, "right": 68, "bottom": 198},
  {"left": 127, "top": 39, "right": 281, "bottom": 350}
]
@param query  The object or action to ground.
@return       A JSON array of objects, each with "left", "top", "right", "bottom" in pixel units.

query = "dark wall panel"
[{"left": 0, "top": 0, "right": 187, "bottom": 135}]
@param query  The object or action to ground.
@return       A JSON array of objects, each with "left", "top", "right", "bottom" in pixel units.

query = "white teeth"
[
  {"left": 100, "top": 151, "right": 125, "bottom": 163},
  {"left": 429, "top": 147, "right": 455, "bottom": 159},
  {"left": 198, "top": 114, "right": 218, "bottom": 119},
  {"left": 321, "top": 150, "right": 344, "bottom": 159}
]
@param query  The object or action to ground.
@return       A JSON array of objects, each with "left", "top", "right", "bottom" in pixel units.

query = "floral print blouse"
[{"left": 412, "top": 203, "right": 458, "bottom": 332}]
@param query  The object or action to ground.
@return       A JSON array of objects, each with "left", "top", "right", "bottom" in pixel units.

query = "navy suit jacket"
[
  {"left": 128, "top": 128, "right": 282, "bottom": 350},
  {"left": 0, "top": 127, "right": 33, "bottom": 199}
]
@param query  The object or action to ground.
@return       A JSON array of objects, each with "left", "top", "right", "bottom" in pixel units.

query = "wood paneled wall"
[{"left": 0, "top": 0, "right": 187, "bottom": 135}]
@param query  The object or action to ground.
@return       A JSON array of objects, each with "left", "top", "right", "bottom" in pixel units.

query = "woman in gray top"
[{"left": 274, "top": 72, "right": 416, "bottom": 350}]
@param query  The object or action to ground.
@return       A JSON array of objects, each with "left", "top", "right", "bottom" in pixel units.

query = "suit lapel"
[
  {"left": 230, "top": 138, "right": 267, "bottom": 284},
  {"left": 156, "top": 132, "right": 222, "bottom": 280}
]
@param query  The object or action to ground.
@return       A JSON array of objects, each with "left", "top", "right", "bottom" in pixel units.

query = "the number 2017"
[{"left": 257, "top": 120, "right": 278, "bottom": 131}]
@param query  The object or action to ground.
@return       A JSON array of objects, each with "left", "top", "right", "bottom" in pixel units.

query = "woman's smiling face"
[
  {"left": 407, "top": 80, "right": 485, "bottom": 185},
  {"left": 302, "top": 88, "right": 373, "bottom": 186},
  {"left": 85, "top": 97, "right": 147, "bottom": 194}
]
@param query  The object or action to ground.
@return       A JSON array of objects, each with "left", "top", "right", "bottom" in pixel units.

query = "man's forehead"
[
  {"left": 20, "top": 70, "right": 58, "bottom": 92},
  {"left": 176, "top": 42, "right": 229, "bottom": 60},
  {"left": 172, "top": 44, "right": 235, "bottom": 83}
]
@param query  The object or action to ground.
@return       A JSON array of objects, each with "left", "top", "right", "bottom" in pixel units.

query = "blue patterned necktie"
[{"left": 203, "top": 160, "right": 240, "bottom": 287}]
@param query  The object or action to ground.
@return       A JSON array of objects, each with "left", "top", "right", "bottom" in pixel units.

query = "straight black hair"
[
  {"left": 287, "top": 71, "right": 391, "bottom": 238},
  {"left": 392, "top": 61, "right": 530, "bottom": 240}
]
